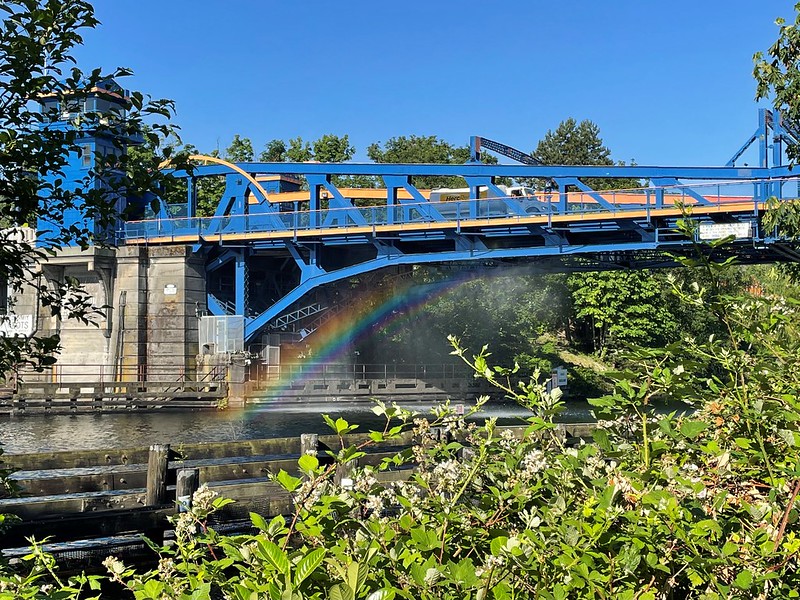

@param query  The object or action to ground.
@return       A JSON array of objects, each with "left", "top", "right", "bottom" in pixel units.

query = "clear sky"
[{"left": 74, "top": 1, "right": 795, "bottom": 167}]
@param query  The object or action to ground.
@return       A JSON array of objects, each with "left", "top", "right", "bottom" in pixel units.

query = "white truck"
[{"left": 426, "top": 185, "right": 551, "bottom": 217}]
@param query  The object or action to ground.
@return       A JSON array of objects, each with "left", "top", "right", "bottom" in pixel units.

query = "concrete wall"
[
  {"left": 8, "top": 245, "right": 206, "bottom": 384},
  {"left": 143, "top": 246, "right": 206, "bottom": 381}
]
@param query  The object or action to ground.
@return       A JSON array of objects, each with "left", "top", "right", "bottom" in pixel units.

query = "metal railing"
[
  {"left": 119, "top": 178, "right": 789, "bottom": 244},
  {"left": 246, "top": 362, "right": 470, "bottom": 383},
  {"left": 15, "top": 363, "right": 227, "bottom": 386}
]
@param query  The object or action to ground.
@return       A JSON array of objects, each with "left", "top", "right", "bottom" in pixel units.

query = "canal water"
[{"left": 0, "top": 399, "right": 598, "bottom": 454}]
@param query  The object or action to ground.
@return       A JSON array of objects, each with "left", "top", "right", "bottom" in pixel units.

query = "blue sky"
[{"left": 75, "top": 1, "right": 794, "bottom": 167}]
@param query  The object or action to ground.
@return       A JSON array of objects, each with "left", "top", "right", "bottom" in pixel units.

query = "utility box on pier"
[{"left": 199, "top": 315, "right": 244, "bottom": 354}]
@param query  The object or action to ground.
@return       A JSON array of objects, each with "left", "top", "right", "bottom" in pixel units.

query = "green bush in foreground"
[{"left": 4, "top": 233, "right": 800, "bottom": 599}]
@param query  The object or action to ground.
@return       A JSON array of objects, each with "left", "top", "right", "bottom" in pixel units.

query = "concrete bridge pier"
[{"left": 8, "top": 245, "right": 207, "bottom": 386}]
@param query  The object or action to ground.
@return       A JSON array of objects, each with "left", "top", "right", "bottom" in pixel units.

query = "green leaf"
[
  {"left": 493, "top": 581, "right": 512, "bottom": 600},
  {"left": 251, "top": 512, "right": 269, "bottom": 532},
  {"left": 143, "top": 579, "right": 164, "bottom": 599},
  {"left": 259, "top": 539, "right": 290, "bottom": 575},
  {"left": 409, "top": 527, "right": 439, "bottom": 551},
  {"left": 734, "top": 569, "right": 754, "bottom": 590},
  {"left": 295, "top": 548, "right": 326, "bottom": 585},
  {"left": 276, "top": 470, "right": 302, "bottom": 492},
  {"left": 329, "top": 583, "right": 354, "bottom": 600},
  {"left": 232, "top": 583, "right": 256, "bottom": 600},
  {"left": 190, "top": 583, "right": 212, "bottom": 600},
  {"left": 490, "top": 536, "right": 508, "bottom": 556},
  {"left": 322, "top": 414, "right": 337, "bottom": 432},
  {"left": 722, "top": 541, "right": 737, "bottom": 556},
  {"left": 366, "top": 590, "right": 396, "bottom": 600},
  {"left": 592, "top": 428, "right": 612, "bottom": 452},
  {"left": 679, "top": 420, "right": 708, "bottom": 439},
  {"left": 298, "top": 453, "right": 319, "bottom": 473}
]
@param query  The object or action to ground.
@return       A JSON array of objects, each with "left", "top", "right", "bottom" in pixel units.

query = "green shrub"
[{"left": 4, "top": 227, "right": 800, "bottom": 598}]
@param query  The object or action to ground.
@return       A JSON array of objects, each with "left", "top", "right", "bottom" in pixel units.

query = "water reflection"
[{"left": 0, "top": 400, "right": 598, "bottom": 454}]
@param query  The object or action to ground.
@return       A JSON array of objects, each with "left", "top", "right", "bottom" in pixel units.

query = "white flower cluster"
[
  {"left": 581, "top": 453, "right": 613, "bottom": 480},
  {"left": 413, "top": 417, "right": 431, "bottom": 436},
  {"left": 364, "top": 494, "right": 384, "bottom": 515},
  {"left": 354, "top": 469, "right": 378, "bottom": 494},
  {"left": 520, "top": 449, "right": 548, "bottom": 480},
  {"left": 294, "top": 478, "right": 328, "bottom": 511},
  {"left": 173, "top": 511, "right": 198, "bottom": 543},
  {"left": 192, "top": 484, "right": 217, "bottom": 513},
  {"left": 608, "top": 471, "right": 635, "bottom": 504},
  {"left": 499, "top": 428, "right": 518, "bottom": 451},
  {"left": 485, "top": 554, "right": 507, "bottom": 569},
  {"left": 431, "top": 458, "right": 464, "bottom": 494}
]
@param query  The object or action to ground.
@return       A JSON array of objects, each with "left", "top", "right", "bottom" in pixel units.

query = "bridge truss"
[{"left": 120, "top": 109, "right": 800, "bottom": 344}]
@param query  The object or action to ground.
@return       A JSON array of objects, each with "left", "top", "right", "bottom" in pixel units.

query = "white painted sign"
[
  {"left": 163, "top": 284, "right": 178, "bottom": 296},
  {"left": 0, "top": 227, "right": 36, "bottom": 244},
  {"left": 555, "top": 366, "right": 568, "bottom": 387},
  {"left": 0, "top": 314, "right": 33, "bottom": 337},
  {"left": 698, "top": 222, "right": 751, "bottom": 241}
]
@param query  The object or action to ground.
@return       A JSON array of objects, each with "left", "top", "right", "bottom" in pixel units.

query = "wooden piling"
[
  {"left": 145, "top": 444, "right": 170, "bottom": 506},
  {"left": 300, "top": 433, "right": 319, "bottom": 456},
  {"left": 334, "top": 458, "right": 359, "bottom": 488},
  {"left": 176, "top": 468, "right": 200, "bottom": 512}
]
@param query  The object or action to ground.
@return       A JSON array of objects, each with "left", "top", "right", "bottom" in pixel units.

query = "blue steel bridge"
[{"left": 117, "top": 109, "right": 800, "bottom": 344}]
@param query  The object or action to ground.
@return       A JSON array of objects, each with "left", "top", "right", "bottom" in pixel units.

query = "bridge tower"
[
  {"left": 8, "top": 81, "right": 208, "bottom": 385},
  {"left": 36, "top": 79, "right": 136, "bottom": 245}
]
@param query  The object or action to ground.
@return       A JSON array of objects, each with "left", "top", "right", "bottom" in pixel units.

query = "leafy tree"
[
  {"left": 224, "top": 134, "right": 254, "bottom": 162},
  {"left": 260, "top": 139, "right": 287, "bottom": 162},
  {"left": 754, "top": 4, "right": 800, "bottom": 163},
  {"left": 367, "top": 135, "right": 471, "bottom": 189},
  {"left": 195, "top": 135, "right": 255, "bottom": 216},
  {"left": 532, "top": 117, "right": 641, "bottom": 190},
  {"left": 125, "top": 129, "right": 193, "bottom": 214},
  {"left": 312, "top": 134, "right": 354, "bottom": 163},
  {"left": 0, "top": 0, "right": 179, "bottom": 376},
  {"left": 311, "top": 133, "right": 373, "bottom": 188},
  {"left": 567, "top": 270, "right": 677, "bottom": 352},
  {"left": 286, "top": 137, "right": 312, "bottom": 162},
  {"left": 528, "top": 117, "right": 670, "bottom": 352}
]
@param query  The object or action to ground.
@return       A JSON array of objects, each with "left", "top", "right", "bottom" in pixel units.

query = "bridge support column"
[
  {"left": 226, "top": 354, "right": 247, "bottom": 408},
  {"left": 234, "top": 250, "right": 248, "bottom": 316},
  {"left": 144, "top": 246, "right": 207, "bottom": 382},
  {"left": 115, "top": 246, "right": 149, "bottom": 381}
]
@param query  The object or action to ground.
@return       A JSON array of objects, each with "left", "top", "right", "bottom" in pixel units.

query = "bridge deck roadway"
[{"left": 123, "top": 200, "right": 763, "bottom": 246}]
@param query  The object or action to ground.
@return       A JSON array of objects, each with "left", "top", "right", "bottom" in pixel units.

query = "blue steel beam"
[
  {"left": 650, "top": 178, "right": 711, "bottom": 206},
  {"left": 383, "top": 175, "right": 445, "bottom": 222},
  {"left": 170, "top": 163, "right": 784, "bottom": 181},
  {"left": 234, "top": 250, "right": 248, "bottom": 316},
  {"left": 556, "top": 178, "right": 618, "bottom": 210},
  {"left": 242, "top": 233, "right": 755, "bottom": 342}
]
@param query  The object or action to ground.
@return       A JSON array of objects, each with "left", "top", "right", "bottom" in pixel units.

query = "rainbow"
[{"left": 242, "top": 269, "right": 485, "bottom": 406}]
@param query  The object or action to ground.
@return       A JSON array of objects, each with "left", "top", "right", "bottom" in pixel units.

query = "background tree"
[
  {"left": 195, "top": 135, "right": 255, "bottom": 216},
  {"left": 754, "top": 6, "right": 800, "bottom": 163},
  {"left": 286, "top": 137, "right": 312, "bottom": 162},
  {"left": 530, "top": 117, "right": 671, "bottom": 351},
  {"left": 567, "top": 270, "right": 677, "bottom": 352},
  {"left": 532, "top": 117, "right": 642, "bottom": 190},
  {"left": 260, "top": 139, "right": 287, "bottom": 162},
  {"left": 367, "top": 135, "right": 472, "bottom": 189},
  {"left": 224, "top": 134, "right": 254, "bottom": 162}
]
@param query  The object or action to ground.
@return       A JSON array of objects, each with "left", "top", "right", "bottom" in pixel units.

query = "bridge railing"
[
  {"left": 15, "top": 363, "right": 227, "bottom": 385},
  {"left": 246, "top": 362, "right": 471, "bottom": 383},
  {"left": 119, "top": 178, "right": 787, "bottom": 243}
]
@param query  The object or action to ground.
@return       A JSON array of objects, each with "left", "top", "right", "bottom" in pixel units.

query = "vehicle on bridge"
[{"left": 428, "top": 185, "right": 551, "bottom": 217}]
